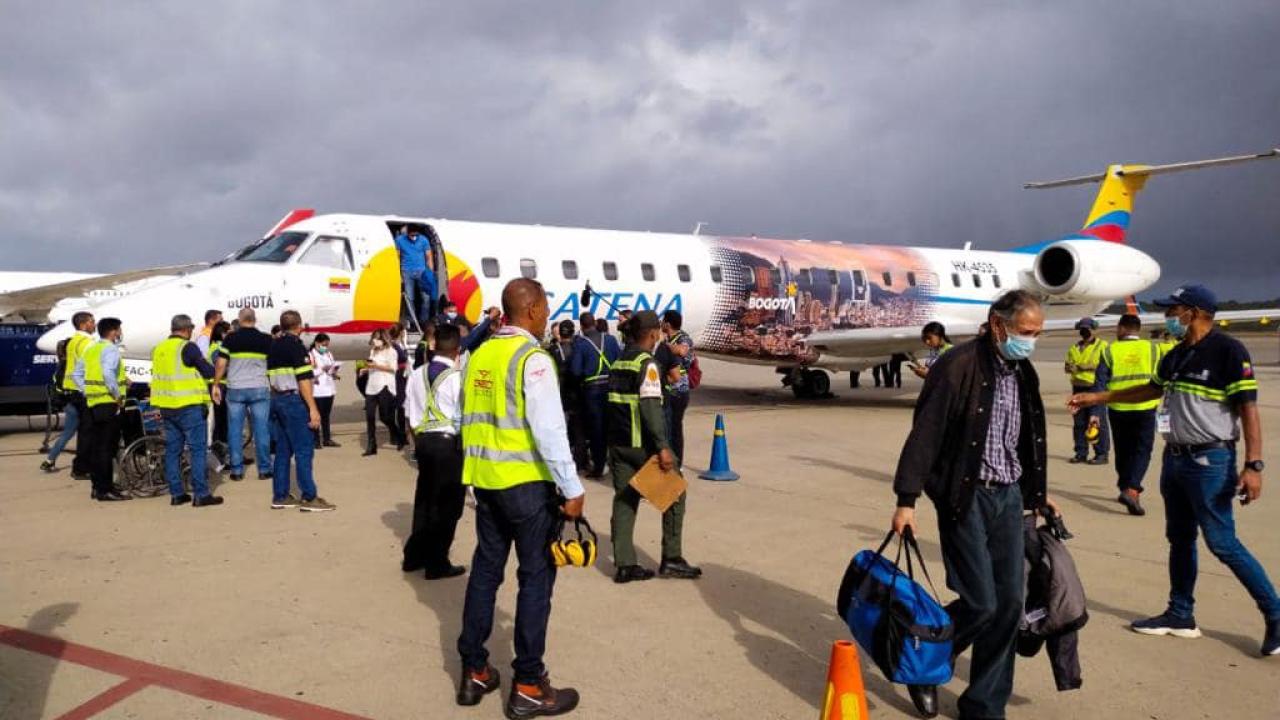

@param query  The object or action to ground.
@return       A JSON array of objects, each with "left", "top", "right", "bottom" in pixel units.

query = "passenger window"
[
  {"left": 827, "top": 269, "right": 838, "bottom": 285},
  {"left": 972, "top": 274, "right": 982, "bottom": 288},
  {"left": 798, "top": 269, "right": 811, "bottom": 284},
  {"left": 603, "top": 261, "right": 618, "bottom": 281},
  {"left": 562, "top": 260, "right": 579, "bottom": 280},
  {"left": 906, "top": 271, "right": 917, "bottom": 287},
  {"left": 770, "top": 268, "right": 781, "bottom": 286},
  {"left": 852, "top": 270, "right": 865, "bottom": 285},
  {"left": 520, "top": 259, "right": 537, "bottom": 279},
  {"left": 710, "top": 265, "right": 723, "bottom": 283},
  {"left": 641, "top": 263, "right": 656, "bottom": 281},
  {"left": 482, "top": 258, "right": 500, "bottom": 278},
  {"left": 951, "top": 273, "right": 961, "bottom": 287},
  {"left": 882, "top": 272, "right": 892, "bottom": 287},
  {"left": 297, "top": 236, "right": 353, "bottom": 271},
  {"left": 992, "top": 274, "right": 1002, "bottom": 288},
  {"left": 677, "top": 264, "right": 691, "bottom": 282}
]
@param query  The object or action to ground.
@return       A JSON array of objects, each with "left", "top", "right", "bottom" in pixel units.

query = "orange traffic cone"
[{"left": 821, "top": 640, "right": 869, "bottom": 720}]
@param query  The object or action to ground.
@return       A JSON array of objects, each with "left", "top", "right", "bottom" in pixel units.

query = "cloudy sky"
[{"left": 2, "top": 1, "right": 1278, "bottom": 299}]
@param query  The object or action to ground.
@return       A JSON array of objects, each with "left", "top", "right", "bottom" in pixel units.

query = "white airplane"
[{"left": 15, "top": 149, "right": 1279, "bottom": 397}]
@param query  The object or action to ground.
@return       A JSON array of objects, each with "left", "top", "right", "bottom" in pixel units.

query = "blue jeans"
[
  {"left": 402, "top": 270, "right": 432, "bottom": 325},
  {"left": 46, "top": 400, "right": 80, "bottom": 463},
  {"left": 938, "top": 483, "right": 1025, "bottom": 720},
  {"left": 269, "top": 393, "right": 316, "bottom": 502},
  {"left": 1161, "top": 446, "right": 1280, "bottom": 621},
  {"left": 1071, "top": 385, "right": 1110, "bottom": 458},
  {"left": 161, "top": 406, "right": 210, "bottom": 499},
  {"left": 458, "top": 481, "right": 559, "bottom": 684},
  {"left": 227, "top": 386, "right": 272, "bottom": 475}
]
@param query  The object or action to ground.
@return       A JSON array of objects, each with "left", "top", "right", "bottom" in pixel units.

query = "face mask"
[
  {"left": 1164, "top": 315, "right": 1188, "bottom": 339},
  {"left": 316, "top": 346, "right": 329, "bottom": 354},
  {"left": 372, "top": 340, "right": 384, "bottom": 349},
  {"left": 1078, "top": 329, "right": 1091, "bottom": 340},
  {"left": 445, "top": 311, "right": 457, "bottom": 320},
  {"left": 113, "top": 336, "right": 124, "bottom": 346},
  {"left": 998, "top": 334, "right": 1036, "bottom": 361}
]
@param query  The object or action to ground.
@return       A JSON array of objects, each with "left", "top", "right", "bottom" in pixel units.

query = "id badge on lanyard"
[{"left": 1156, "top": 401, "right": 1172, "bottom": 436}]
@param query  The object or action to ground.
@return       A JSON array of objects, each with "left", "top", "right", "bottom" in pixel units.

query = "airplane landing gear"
[{"left": 782, "top": 367, "right": 832, "bottom": 399}]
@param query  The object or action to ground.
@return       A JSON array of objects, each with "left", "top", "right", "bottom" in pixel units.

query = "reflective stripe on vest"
[
  {"left": 207, "top": 342, "right": 227, "bottom": 386},
  {"left": 607, "top": 352, "right": 651, "bottom": 448},
  {"left": 584, "top": 336, "right": 612, "bottom": 382},
  {"left": 62, "top": 333, "right": 92, "bottom": 392},
  {"left": 150, "top": 337, "right": 209, "bottom": 409},
  {"left": 267, "top": 365, "right": 311, "bottom": 392},
  {"left": 460, "top": 334, "right": 553, "bottom": 490},
  {"left": 1068, "top": 339, "right": 1107, "bottom": 387},
  {"left": 415, "top": 366, "right": 457, "bottom": 433},
  {"left": 83, "top": 341, "right": 125, "bottom": 407},
  {"left": 1104, "top": 339, "right": 1161, "bottom": 412}
]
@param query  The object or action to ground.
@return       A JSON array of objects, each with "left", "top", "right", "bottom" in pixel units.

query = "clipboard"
[{"left": 628, "top": 456, "right": 688, "bottom": 513}]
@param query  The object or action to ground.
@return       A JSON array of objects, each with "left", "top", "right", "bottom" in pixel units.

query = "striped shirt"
[{"left": 979, "top": 357, "right": 1022, "bottom": 486}]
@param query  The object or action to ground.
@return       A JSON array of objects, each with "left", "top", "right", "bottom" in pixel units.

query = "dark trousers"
[
  {"left": 582, "top": 383, "right": 608, "bottom": 474},
  {"left": 211, "top": 392, "right": 228, "bottom": 445},
  {"left": 938, "top": 483, "right": 1025, "bottom": 720},
  {"left": 609, "top": 446, "right": 686, "bottom": 567},
  {"left": 664, "top": 392, "right": 690, "bottom": 468},
  {"left": 313, "top": 396, "right": 334, "bottom": 445},
  {"left": 72, "top": 394, "right": 93, "bottom": 475},
  {"left": 87, "top": 404, "right": 120, "bottom": 494},
  {"left": 458, "top": 481, "right": 559, "bottom": 685},
  {"left": 1108, "top": 408, "right": 1155, "bottom": 493},
  {"left": 364, "top": 388, "right": 401, "bottom": 450},
  {"left": 1071, "top": 385, "right": 1110, "bottom": 458},
  {"left": 403, "top": 433, "right": 466, "bottom": 572}
]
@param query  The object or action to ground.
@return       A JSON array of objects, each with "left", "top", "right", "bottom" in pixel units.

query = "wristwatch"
[{"left": 1244, "top": 460, "right": 1265, "bottom": 473}]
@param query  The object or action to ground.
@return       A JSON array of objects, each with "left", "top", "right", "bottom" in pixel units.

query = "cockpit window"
[
  {"left": 298, "top": 236, "right": 353, "bottom": 271},
  {"left": 236, "top": 232, "right": 309, "bottom": 263}
]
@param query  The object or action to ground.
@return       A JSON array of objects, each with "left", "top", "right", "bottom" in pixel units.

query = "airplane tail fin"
[{"left": 1019, "top": 149, "right": 1278, "bottom": 248}]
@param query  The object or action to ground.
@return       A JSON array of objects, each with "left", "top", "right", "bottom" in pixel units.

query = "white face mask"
[{"left": 372, "top": 340, "right": 384, "bottom": 349}]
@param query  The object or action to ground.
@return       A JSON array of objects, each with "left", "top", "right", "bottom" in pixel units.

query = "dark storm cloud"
[{"left": 2, "top": 0, "right": 1277, "bottom": 298}]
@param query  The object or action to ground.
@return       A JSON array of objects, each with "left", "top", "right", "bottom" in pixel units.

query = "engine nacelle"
[{"left": 1032, "top": 240, "right": 1161, "bottom": 300}]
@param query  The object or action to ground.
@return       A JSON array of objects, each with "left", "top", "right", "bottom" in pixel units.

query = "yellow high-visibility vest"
[
  {"left": 460, "top": 334, "right": 553, "bottom": 490},
  {"left": 415, "top": 365, "right": 457, "bottom": 434},
  {"left": 62, "top": 332, "right": 92, "bottom": 392},
  {"left": 83, "top": 341, "right": 126, "bottom": 408},
  {"left": 150, "top": 337, "right": 209, "bottom": 409},
  {"left": 1104, "top": 338, "right": 1161, "bottom": 412},
  {"left": 1067, "top": 338, "right": 1108, "bottom": 387}
]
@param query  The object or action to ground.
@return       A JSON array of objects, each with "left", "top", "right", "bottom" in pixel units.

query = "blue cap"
[
  {"left": 1075, "top": 317, "right": 1098, "bottom": 330},
  {"left": 1153, "top": 285, "right": 1217, "bottom": 313}
]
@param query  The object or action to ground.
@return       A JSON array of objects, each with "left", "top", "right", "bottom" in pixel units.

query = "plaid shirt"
[{"left": 979, "top": 357, "right": 1022, "bottom": 485}]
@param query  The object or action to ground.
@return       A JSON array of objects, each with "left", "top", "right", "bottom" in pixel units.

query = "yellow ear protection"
[{"left": 550, "top": 517, "right": 598, "bottom": 568}]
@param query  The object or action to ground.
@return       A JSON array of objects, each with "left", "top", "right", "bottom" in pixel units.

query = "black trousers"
[
  {"left": 364, "top": 388, "right": 401, "bottom": 450},
  {"left": 72, "top": 393, "right": 92, "bottom": 475},
  {"left": 211, "top": 392, "right": 228, "bottom": 445},
  {"left": 313, "top": 395, "right": 335, "bottom": 444},
  {"left": 87, "top": 404, "right": 120, "bottom": 494},
  {"left": 582, "top": 383, "right": 609, "bottom": 474},
  {"left": 664, "top": 392, "right": 690, "bottom": 467},
  {"left": 938, "top": 483, "right": 1025, "bottom": 720},
  {"left": 1108, "top": 408, "right": 1156, "bottom": 493},
  {"left": 403, "top": 433, "right": 466, "bottom": 572}
]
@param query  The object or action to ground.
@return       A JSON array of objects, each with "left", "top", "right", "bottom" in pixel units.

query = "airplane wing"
[
  {"left": 1046, "top": 308, "right": 1280, "bottom": 333},
  {"left": 0, "top": 264, "right": 208, "bottom": 322}
]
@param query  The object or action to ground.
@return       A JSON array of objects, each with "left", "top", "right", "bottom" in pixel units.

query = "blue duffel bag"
[{"left": 836, "top": 529, "right": 954, "bottom": 686}]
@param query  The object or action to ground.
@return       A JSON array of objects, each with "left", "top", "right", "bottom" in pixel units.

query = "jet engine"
[{"left": 1032, "top": 240, "right": 1161, "bottom": 301}]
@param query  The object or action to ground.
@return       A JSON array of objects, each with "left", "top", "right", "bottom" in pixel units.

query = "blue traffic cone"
[{"left": 699, "top": 414, "right": 740, "bottom": 481}]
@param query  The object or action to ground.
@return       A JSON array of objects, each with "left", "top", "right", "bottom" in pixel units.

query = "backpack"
[
  {"left": 837, "top": 530, "right": 954, "bottom": 686},
  {"left": 687, "top": 356, "right": 702, "bottom": 390}
]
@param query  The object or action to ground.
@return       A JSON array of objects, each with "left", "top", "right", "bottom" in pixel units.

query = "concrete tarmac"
[{"left": 1, "top": 334, "right": 1277, "bottom": 719}]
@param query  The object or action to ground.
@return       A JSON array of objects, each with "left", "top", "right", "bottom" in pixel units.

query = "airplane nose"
[{"left": 37, "top": 321, "right": 74, "bottom": 354}]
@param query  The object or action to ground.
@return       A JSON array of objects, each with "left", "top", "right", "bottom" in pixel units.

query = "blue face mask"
[
  {"left": 999, "top": 333, "right": 1037, "bottom": 361},
  {"left": 1164, "top": 315, "right": 1188, "bottom": 339}
]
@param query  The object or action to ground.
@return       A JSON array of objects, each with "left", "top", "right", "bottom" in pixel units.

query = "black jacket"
[{"left": 893, "top": 337, "right": 1048, "bottom": 518}]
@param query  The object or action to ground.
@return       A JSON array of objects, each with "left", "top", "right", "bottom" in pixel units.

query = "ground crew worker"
[
  {"left": 151, "top": 314, "right": 222, "bottom": 507},
  {"left": 41, "top": 311, "right": 96, "bottom": 476},
  {"left": 76, "top": 317, "right": 129, "bottom": 502},
  {"left": 549, "top": 319, "right": 589, "bottom": 469},
  {"left": 195, "top": 309, "right": 222, "bottom": 356},
  {"left": 1070, "top": 285, "right": 1279, "bottom": 657},
  {"left": 570, "top": 311, "right": 621, "bottom": 478},
  {"left": 212, "top": 308, "right": 274, "bottom": 481},
  {"left": 912, "top": 321, "right": 953, "bottom": 379},
  {"left": 455, "top": 279, "right": 581, "bottom": 717},
  {"left": 1092, "top": 314, "right": 1160, "bottom": 516},
  {"left": 1066, "top": 317, "right": 1109, "bottom": 464},
  {"left": 402, "top": 323, "right": 466, "bottom": 579},
  {"left": 267, "top": 310, "right": 334, "bottom": 512},
  {"left": 208, "top": 320, "right": 230, "bottom": 446},
  {"left": 607, "top": 310, "right": 701, "bottom": 584}
]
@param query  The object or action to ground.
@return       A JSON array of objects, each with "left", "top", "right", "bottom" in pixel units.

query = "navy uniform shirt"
[
  {"left": 1152, "top": 329, "right": 1259, "bottom": 445},
  {"left": 267, "top": 333, "right": 315, "bottom": 393}
]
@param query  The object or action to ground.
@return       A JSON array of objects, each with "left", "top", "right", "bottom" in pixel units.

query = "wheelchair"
[{"left": 116, "top": 395, "right": 227, "bottom": 498}]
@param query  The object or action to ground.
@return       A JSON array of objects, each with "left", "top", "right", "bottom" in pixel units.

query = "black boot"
[{"left": 907, "top": 684, "right": 938, "bottom": 718}]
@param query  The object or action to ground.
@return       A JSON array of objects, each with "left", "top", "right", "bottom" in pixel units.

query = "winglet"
[{"left": 1025, "top": 148, "right": 1279, "bottom": 189}]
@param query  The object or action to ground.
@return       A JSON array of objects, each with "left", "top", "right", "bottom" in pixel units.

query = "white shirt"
[
  {"left": 310, "top": 348, "right": 340, "bottom": 398},
  {"left": 365, "top": 345, "right": 398, "bottom": 396},
  {"left": 461, "top": 326, "right": 584, "bottom": 500},
  {"left": 405, "top": 355, "right": 461, "bottom": 435}
]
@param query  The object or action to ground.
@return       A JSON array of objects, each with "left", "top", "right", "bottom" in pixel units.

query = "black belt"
[
  {"left": 977, "top": 478, "right": 1020, "bottom": 489},
  {"left": 271, "top": 390, "right": 297, "bottom": 396},
  {"left": 1168, "top": 440, "right": 1233, "bottom": 456}
]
